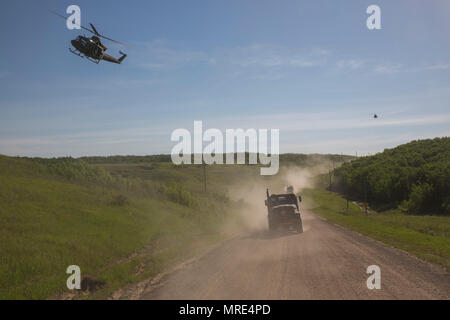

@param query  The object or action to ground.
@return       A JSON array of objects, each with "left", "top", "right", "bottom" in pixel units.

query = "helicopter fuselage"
[{"left": 70, "top": 35, "right": 126, "bottom": 64}]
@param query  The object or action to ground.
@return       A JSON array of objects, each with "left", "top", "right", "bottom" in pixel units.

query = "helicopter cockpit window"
[{"left": 78, "top": 37, "right": 88, "bottom": 47}]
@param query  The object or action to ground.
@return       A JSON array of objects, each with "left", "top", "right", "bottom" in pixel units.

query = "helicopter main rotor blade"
[
  {"left": 90, "top": 23, "right": 100, "bottom": 36},
  {"left": 49, "top": 10, "right": 95, "bottom": 35},
  {"left": 49, "top": 10, "right": 143, "bottom": 51}
]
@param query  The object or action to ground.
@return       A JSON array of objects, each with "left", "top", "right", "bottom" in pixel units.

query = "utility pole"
[
  {"left": 346, "top": 196, "right": 349, "bottom": 214},
  {"left": 345, "top": 175, "right": 349, "bottom": 215},
  {"left": 203, "top": 162, "right": 207, "bottom": 194},
  {"left": 328, "top": 159, "right": 332, "bottom": 190},
  {"left": 363, "top": 176, "right": 368, "bottom": 214},
  {"left": 329, "top": 169, "right": 332, "bottom": 190}
]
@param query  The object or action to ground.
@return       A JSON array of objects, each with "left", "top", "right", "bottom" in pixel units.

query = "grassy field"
[
  {"left": 303, "top": 188, "right": 450, "bottom": 269},
  {"left": 3, "top": 152, "right": 447, "bottom": 299},
  {"left": 0, "top": 156, "right": 251, "bottom": 299}
]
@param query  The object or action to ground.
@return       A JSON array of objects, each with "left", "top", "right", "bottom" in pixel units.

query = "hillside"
[
  {"left": 333, "top": 137, "right": 450, "bottom": 215},
  {"left": 0, "top": 155, "right": 245, "bottom": 299}
]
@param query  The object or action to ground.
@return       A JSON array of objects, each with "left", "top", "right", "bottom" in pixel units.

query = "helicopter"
[{"left": 51, "top": 11, "right": 130, "bottom": 64}]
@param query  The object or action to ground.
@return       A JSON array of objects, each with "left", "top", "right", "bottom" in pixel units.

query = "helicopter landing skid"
[
  {"left": 69, "top": 48, "right": 83, "bottom": 58},
  {"left": 86, "top": 57, "right": 100, "bottom": 64},
  {"left": 69, "top": 48, "right": 100, "bottom": 64}
]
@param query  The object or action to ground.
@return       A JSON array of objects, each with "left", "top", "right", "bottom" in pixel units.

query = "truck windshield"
[{"left": 270, "top": 194, "right": 298, "bottom": 207}]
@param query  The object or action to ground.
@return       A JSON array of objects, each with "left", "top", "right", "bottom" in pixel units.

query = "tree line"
[{"left": 333, "top": 137, "right": 450, "bottom": 215}]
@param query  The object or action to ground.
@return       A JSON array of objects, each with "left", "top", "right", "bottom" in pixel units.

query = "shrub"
[
  {"left": 110, "top": 194, "right": 129, "bottom": 206},
  {"left": 407, "top": 183, "right": 434, "bottom": 214},
  {"left": 165, "top": 182, "right": 196, "bottom": 207}
]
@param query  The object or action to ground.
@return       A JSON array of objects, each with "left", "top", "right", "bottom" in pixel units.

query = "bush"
[
  {"left": 165, "top": 182, "right": 196, "bottom": 207},
  {"left": 442, "top": 197, "right": 450, "bottom": 215},
  {"left": 407, "top": 183, "right": 434, "bottom": 214},
  {"left": 110, "top": 194, "right": 129, "bottom": 206}
]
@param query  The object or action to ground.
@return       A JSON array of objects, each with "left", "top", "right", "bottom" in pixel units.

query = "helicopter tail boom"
[{"left": 101, "top": 51, "right": 127, "bottom": 64}]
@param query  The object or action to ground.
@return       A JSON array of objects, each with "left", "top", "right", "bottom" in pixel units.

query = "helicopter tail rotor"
[{"left": 118, "top": 51, "right": 127, "bottom": 63}]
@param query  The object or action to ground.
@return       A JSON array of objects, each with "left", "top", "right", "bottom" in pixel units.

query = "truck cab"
[{"left": 265, "top": 189, "right": 303, "bottom": 233}]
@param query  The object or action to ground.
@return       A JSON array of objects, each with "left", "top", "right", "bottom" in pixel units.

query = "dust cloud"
[{"left": 226, "top": 164, "right": 330, "bottom": 231}]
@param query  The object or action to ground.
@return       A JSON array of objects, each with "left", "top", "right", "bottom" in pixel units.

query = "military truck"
[{"left": 265, "top": 188, "right": 303, "bottom": 233}]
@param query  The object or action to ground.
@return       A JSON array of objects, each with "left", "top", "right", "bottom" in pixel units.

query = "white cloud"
[
  {"left": 206, "top": 111, "right": 450, "bottom": 133},
  {"left": 222, "top": 44, "right": 328, "bottom": 69},
  {"left": 416, "top": 63, "right": 450, "bottom": 71},
  {"left": 281, "top": 131, "right": 450, "bottom": 155},
  {"left": 336, "top": 59, "right": 365, "bottom": 70},
  {"left": 136, "top": 40, "right": 210, "bottom": 69},
  {"left": 134, "top": 42, "right": 329, "bottom": 73},
  {"left": 372, "top": 62, "right": 450, "bottom": 75},
  {"left": 132, "top": 41, "right": 450, "bottom": 81},
  {"left": 373, "top": 63, "right": 403, "bottom": 75},
  {"left": 2, "top": 110, "right": 449, "bottom": 157}
]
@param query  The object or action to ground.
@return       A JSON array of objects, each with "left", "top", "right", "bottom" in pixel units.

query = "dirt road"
[{"left": 127, "top": 211, "right": 449, "bottom": 299}]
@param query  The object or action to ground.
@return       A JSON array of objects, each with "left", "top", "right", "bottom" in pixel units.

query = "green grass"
[
  {"left": 303, "top": 188, "right": 450, "bottom": 269},
  {"left": 0, "top": 156, "right": 246, "bottom": 299}
]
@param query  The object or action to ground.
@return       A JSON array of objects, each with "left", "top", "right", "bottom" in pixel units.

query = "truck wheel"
[{"left": 296, "top": 219, "right": 304, "bottom": 233}]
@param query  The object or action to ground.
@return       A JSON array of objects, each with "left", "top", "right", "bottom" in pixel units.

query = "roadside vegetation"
[
  {"left": 0, "top": 155, "right": 247, "bottom": 299},
  {"left": 303, "top": 187, "right": 449, "bottom": 269},
  {"left": 332, "top": 137, "right": 450, "bottom": 215}
]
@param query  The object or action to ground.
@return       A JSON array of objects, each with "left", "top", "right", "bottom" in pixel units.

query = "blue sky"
[{"left": 0, "top": 0, "right": 449, "bottom": 157}]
